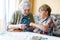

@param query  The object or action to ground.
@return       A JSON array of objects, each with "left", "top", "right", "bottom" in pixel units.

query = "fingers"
[
  {"left": 30, "top": 23, "right": 34, "bottom": 26},
  {"left": 21, "top": 24, "right": 27, "bottom": 29},
  {"left": 30, "top": 22, "right": 36, "bottom": 27}
]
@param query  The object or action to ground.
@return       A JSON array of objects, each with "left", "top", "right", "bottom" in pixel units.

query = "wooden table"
[{"left": 8, "top": 29, "right": 24, "bottom": 32}]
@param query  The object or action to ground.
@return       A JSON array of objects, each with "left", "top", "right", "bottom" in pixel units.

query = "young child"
[{"left": 30, "top": 4, "right": 55, "bottom": 35}]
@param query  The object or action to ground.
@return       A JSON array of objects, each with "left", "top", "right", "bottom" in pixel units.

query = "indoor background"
[{"left": 0, "top": 0, "right": 60, "bottom": 31}]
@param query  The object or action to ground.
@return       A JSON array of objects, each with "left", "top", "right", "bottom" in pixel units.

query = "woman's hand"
[{"left": 21, "top": 24, "right": 27, "bottom": 30}]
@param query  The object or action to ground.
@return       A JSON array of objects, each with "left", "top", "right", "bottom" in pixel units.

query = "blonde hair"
[{"left": 39, "top": 4, "right": 51, "bottom": 16}]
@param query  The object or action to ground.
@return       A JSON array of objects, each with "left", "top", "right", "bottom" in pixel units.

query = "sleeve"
[
  {"left": 29, "top": 13, "right": 35, "bottom": 23},
  {"left": 47, "top": 18, "right": 55, "bottom": 33},
  {"left": 48, "top": 18, "right": 54, "bottom": 27},
  {"left": 7, "top": 10, "right": 22, "bottom": 31},
  {"left": 9, "top": 12, "right": 16, "bottom": 24},
  {"left": 44, "top": 17, "right": 53, "bottom": 25},
  {"left": 9, "top": 10, "right": 21, "bottom": 24}
]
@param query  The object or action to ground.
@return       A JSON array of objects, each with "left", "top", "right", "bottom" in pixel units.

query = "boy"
[{"left": 30, "top": 4, "right": 55, "bottom": 35}]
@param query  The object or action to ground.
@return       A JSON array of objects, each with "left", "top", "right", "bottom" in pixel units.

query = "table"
[{"left": 0, "top": 32, "right": 60, "bottom": 40}]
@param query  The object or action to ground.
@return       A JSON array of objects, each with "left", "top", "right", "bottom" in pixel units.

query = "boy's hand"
[
  {"left": 30, "top": 23, "right": 36, "bottom": 28},
  {"left": 30, "top": 23, "right": 36, "bottom": 27},
  {"left": 30, "top": 23, "right": 34, "bottom": 26}
]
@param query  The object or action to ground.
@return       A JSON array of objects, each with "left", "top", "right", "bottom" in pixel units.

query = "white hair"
[{"left": 18, "top": 0, "right": 31, "bottom": 10}]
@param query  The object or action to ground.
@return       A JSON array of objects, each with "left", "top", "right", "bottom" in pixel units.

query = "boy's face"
[
  {"left": 23, "top": 8, "right": 30, "bottom": 16},
  {"left": 39, "top": 10, "right": 48, "bottom": 19}
]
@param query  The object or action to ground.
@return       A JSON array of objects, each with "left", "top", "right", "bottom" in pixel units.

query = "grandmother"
[{"left": 8, "top": 0, "right": 34, "bottom": 32}]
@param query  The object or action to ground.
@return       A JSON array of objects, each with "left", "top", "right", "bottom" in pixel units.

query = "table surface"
[{"left": 0, "top": 32, "right": 60, "bottom": 40}]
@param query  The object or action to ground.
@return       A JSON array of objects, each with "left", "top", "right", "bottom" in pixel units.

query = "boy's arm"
[{"left": 30, "top": 20, "right": 51, "bottom": 32}]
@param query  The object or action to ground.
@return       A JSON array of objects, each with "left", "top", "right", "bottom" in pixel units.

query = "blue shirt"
[
  {"left": 20, "top": 15, "right": 33, "bottom": 32},
  {"left": 21, "top": 16, "right": 30, "bottom": 27}
]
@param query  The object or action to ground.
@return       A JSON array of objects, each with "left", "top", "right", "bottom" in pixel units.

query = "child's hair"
[{"left": 39, "top": 4, "right": 51, "bottom": 16}]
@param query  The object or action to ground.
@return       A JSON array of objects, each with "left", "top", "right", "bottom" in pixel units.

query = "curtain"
[
  {"left": 0, "top": 0, "right": 6, "bottom": 32},
  {"left": 0, "top": 0, "right": 19, "bottom": 32}
]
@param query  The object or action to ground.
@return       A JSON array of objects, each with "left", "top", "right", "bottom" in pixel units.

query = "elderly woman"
[{"left": 8, "top": 0, "right": 34, "bottom": 32}]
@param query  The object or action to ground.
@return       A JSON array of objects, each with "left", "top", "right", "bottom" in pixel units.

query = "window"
[
  {"left": 0, "top": 0, "right": 20, "bottom": 32},
  {"left": 0, "top": 0, "right": 6, "bottom": 32},
  {"left": 6, "top": 0, "right": 19, "bottom": 24}
]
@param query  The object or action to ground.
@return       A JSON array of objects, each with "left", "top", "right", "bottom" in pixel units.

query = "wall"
[
  {"left": 34, "top": 0, "right": 60, "bottom": 15},
  {"left": 30, "top": 0, "right": 34, "bottom": 14}
]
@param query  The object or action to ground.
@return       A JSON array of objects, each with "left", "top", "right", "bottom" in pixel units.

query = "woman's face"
[
  {"left": 39, "top": 10, "right": 48, "bottom": 19},
  {"left": 23, "top": 8, "right": 30, "bottom": 16}
]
